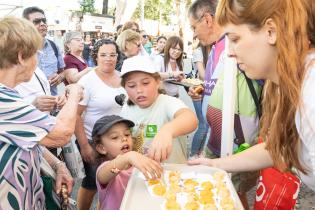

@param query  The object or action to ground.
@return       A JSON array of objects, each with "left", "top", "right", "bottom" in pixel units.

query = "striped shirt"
[{"left": 0, "top": 84, "right": 56, "bottom": 210}]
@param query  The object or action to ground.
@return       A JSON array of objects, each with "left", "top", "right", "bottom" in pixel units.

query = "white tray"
[{"left": 120, "top": 163, "right": 244, "bottom": 210}]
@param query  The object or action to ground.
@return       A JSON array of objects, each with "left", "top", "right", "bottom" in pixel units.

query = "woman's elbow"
[
  {"left": 40, "top": 130, "right": 72, "bottom": 147},
  {"left": 190, "top": 111, "right": 198, "bottom": 130},
  {"left": 51, "top": 125, "right": 74, "bottom": 145}
]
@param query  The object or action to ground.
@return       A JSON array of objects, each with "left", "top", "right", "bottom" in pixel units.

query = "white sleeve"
[
  {"left": 192, "top": 47, "right": 203, "bottom": 63},
  {"left": 153, "top": 55, "right": 165, "bottom": 72},
  {"left": 163, "top": 95, "right": 188, "bottom": 120},
  {"left": 78, "top": 76, "right": 90, "bottom": 106},
  {"left": 298, "top": 65, "right": 315, "bottom": 176},
  {"left": 301, "top": 68, "right": 315, "bottom": 142}
]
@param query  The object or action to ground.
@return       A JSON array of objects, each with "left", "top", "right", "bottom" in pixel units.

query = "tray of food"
[
  {"left": 166, "top": 78, "right": 204, "bottom": 88},
  {"left": 120, "top": 163, "right": 244, "bottom": 210}
]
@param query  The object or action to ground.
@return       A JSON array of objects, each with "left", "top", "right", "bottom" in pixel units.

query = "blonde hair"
[
  {"left": 0, "top": 17, "right": 42, "bottom": 69},
  {"left": 116, "top": 29, "right": 140, "bottom": 53},
  {"left": 216, "top": 0, "right": 311, "bottom": 173},
  {"left": 121, "top": 21, "right": 139, "bottom": 32}
]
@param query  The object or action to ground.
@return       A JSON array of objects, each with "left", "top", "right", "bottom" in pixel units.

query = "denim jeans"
[
  {"left": 87, "top": 56, "right": 95, "bottom": 67},
  {"left": 190, "top": 99, "right": 209, "bottom": 156}
]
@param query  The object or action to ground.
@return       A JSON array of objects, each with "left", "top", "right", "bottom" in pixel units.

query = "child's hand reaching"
[
  {"left": 148, "top": 129, "right": 173, "bottom": 162},
  {"left": 126, "top": 151, "right": 163, "bottom": 179}
]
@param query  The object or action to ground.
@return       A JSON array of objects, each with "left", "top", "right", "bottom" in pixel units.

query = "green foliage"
[
  {"left": 80, "top": 0, "right": 96, "bottom": 14},
  {"left": 133, "top": 0, "right": 174, "bottom": 25}
]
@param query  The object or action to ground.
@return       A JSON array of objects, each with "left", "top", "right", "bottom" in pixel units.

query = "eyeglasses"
[
  {"left": 99, "top": 53, "right": 118, "bottom": 58},
  {"left": 32, "top": 18, "right": 47, "bottom": 25},
  {"left": 171, "top": 47, "right": 183, "bottom": 52}
]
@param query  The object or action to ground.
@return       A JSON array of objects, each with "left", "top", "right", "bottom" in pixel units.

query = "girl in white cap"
[{"left": 120, "top": 55, "right": 198, "bottom": 163}]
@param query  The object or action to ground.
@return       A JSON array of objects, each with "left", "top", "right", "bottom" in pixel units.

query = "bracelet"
[
  {"left": 110, "top": 156, "right": 121, "bottom": 174},
  {"left": 52, "top": 160, "right": 65, "bottom": 171}
]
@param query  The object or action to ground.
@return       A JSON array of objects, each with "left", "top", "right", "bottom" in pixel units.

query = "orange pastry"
[
  {"left": 184, "top": 179, "right": 199, "bottom": 187},
  {"left": 201, "top": 181, "right": 213, "bottom": 190},
  {"left": 184, "top": 183, "right": 196, "bottom": 193},
  {"left": 152, "top": 184, "right": 166, "bottom": 196},
  {"left": 218, "top": 187, "right": 230, "bottom": 198},
  {"left": 213, "top": 171, "right": 225, "bottom": 182},
  {"left": 169, "top": 176, "right": 180, "bottom": 184},
  {"left": 165, "top": 191, "right": 177, "bottom": 201},
  {"left": 185, "top": 201, "right": 199, "bottom": 210},
  {"left": 169, "top": 171, "right": 180, "bottom": 178},
  {"left": 165, "top": 200, "right": 181, "bottom": 210},
  {"left": 147, "top": 179, "right": 160, "bottom": 186},
  {"left": 169, "top": 171, "right": 181, "bottom": 183},
  {"left": 187, "top": 192, "right": 199, "bottom": 202},
  {"left": 200, "top": 189, "right": 213, "bottom": 198},
  {"left": 199, "top": 196, "right": 214, "bottom": 205}
]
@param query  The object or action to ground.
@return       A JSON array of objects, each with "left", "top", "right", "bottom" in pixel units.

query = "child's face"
[
  {"left": 97, "top": 122, "right": 133, "bottom": 159},
  {"left": 124, "top": 72, "right": 160, "bottom": 108}
]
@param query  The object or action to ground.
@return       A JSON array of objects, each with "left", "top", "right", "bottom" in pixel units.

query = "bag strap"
[
  {"left": 233, "top": 72, "right": 262, "bottom": 146},
  {"left": 243, "top": 72, "right": 262, "bottom": 118},
  {"left": 34, "top": 72, "right": 47, "bottom": 95},
  {"left": 48, "top": 39, "right": 58, "bottom": 58}
]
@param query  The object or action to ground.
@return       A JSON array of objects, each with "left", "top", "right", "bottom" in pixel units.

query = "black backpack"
[{"left": 47, "top": 39, "right": 58, "bottom": 58}]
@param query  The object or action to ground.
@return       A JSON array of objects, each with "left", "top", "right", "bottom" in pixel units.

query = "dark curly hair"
[{"left": 91, "top": 39, "right": 121, "bottom": 66}]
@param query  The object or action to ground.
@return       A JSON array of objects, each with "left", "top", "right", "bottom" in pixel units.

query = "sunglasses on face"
[{"left": 32, "top": 18, "right": 47, "bottom": 25}]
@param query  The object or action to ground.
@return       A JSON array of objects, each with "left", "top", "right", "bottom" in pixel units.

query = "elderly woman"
[
  {"left": 75, "top": 39, "right": 126, "bottom": 210},
  {"left": 121, "top": 21, "right": 140, "bottom": 33},
  {"left": 115, "top": 29, "right": 142, "bottom": 71},
  {"left": 0, "top": 17, "right": 83, "bottom": 209},
  {"left": 63, "top": 31, "right": 91, "bottom": 84}
]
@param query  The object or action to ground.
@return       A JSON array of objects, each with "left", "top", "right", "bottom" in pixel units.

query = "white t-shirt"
[
  {"left": 120, "top": 94, "right": 188, "bottom": 163},
  {"left": 15, "top": 67, "right": 51, "bottom": 104},
  {"left": 295, "top": 54, "right": 315, "bottom": 191},
  {"left": 154, "top": 55, "right": 180, "bottom": 97},
  {"left": 192, "top": 47, "right": 204, "bottom": 77},
  {"left": 78, "top": 70, "right": 126, "bottom": 140}
]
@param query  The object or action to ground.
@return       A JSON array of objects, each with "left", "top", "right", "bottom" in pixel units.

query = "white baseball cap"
[{"left": 120, "top": 55, "right": 158, "bottom": 77}]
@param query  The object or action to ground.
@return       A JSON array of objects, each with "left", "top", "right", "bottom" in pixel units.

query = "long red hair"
[{"left": 216, "top": 0, "right": 315, "bottom": 173}]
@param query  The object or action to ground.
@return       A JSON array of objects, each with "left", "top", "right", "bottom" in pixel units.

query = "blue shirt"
[{"left": 38, "top": 39, "right": 65, "bottom": 96}]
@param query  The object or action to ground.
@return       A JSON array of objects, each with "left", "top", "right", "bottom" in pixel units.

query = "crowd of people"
[{"left": 0, "top": 0, "right": 315, "bottom": 210}]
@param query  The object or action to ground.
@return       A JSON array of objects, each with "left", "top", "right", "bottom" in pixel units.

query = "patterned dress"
[{"left": 0, "top": 84, "right": 56, "bottom": 210}]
